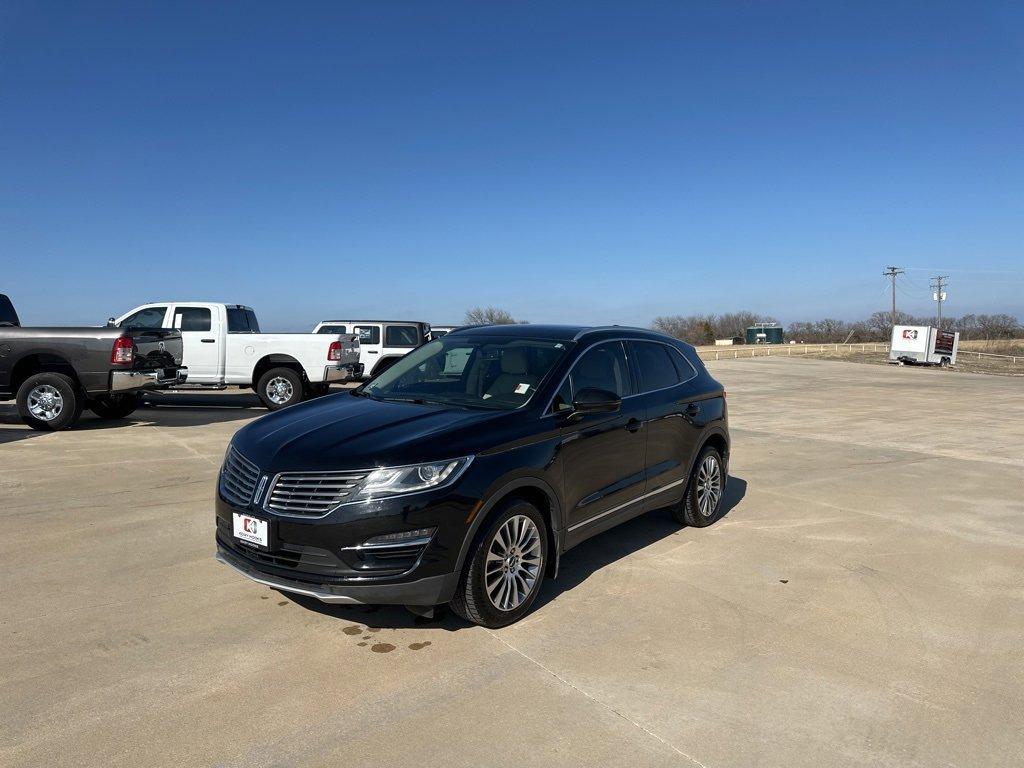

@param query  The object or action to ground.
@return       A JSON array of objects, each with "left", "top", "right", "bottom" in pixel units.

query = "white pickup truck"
[{"left": 114, "top": 302, "right": 362, "bottom": 409}]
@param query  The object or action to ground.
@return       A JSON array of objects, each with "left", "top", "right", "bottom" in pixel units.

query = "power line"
[
  {"left": 930, "top": 275, "right": 949, "bottom": 328},
  {"left": 883, "top": 266, "right": 905, "bottom": 328}
]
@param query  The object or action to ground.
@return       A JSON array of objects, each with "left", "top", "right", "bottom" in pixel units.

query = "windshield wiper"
[{"left": 376, "top": 395, "right": 446, "bottom": 406}]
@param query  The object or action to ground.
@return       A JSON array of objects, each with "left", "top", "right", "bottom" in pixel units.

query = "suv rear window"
[
  {"left": 632, "top": 341, "right": 680, "bottom": 392},
  {"left": 317, "top": 325, "right": 347, "bottom": 335},
  {"left": 385, "top": 325, "right": 421, "bottom": 347}
]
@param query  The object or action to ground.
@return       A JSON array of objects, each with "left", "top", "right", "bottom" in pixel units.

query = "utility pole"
[
  {"left": 883, "top": 266, "right": 904, "bottom": 328},
  {"left": 930, "top": 275, "right": 949, "bottom": 329}
]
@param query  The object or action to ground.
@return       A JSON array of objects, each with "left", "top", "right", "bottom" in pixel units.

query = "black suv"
[{"left": 215, "top": 325, "right": 729, "bottom": 627}]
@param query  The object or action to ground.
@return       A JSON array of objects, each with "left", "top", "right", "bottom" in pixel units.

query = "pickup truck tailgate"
[{"left": 130, "top": 328, "right": 184, "bottom": 370}]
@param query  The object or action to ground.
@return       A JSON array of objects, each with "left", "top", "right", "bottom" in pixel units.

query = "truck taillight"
[
  {"left": 328, "top": 341, "right": 342, "bottom": 361},
  {"left": 111, "top": 335, "right": 134, "bottom": 364}
]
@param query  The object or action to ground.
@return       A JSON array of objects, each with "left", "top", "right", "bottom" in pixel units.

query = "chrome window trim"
[{"left": 543, "top": 336, "right": 697, "bottom": 415}]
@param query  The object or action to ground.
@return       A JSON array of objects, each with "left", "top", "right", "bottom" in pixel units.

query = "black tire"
[
  {"left": 256, "top": 367, "right": 305, "bottom": 410},
  {"left": 306, "top": 383, "right": 330, "bottom": 398},
  {"left": 450, "top": 499, "right": 548, "bottom": 628},
  {"left": 90, "top": 393, "right": 139, "bottom": 419},
  {"left": 673, "top": 445, "right": 727, "bottom": 527},
  {"left": 16, "top": 372, "right": 84, "bottom": 431}
]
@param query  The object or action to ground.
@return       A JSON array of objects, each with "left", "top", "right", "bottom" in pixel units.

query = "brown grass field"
[{"left": 694, "top": 340, "right": 1024, "bottom": 376}]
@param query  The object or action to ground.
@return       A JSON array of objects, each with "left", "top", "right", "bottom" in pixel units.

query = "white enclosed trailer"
[{"left": 889, "top": 325, "right": 959, "bottom": 366}]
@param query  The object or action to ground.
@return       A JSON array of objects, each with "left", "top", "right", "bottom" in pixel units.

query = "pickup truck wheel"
[
  {"left": 17, "top": 373, "right": 84, "bottom": 431},
  {"left": 90, "top": 394, "right": 139, "bottom": 420},
  {"left": 257, "top": 367, "right": 304, "bottom": 410}
]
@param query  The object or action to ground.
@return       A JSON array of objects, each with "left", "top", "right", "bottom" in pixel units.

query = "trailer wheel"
[
  {"left": 257, "top": 367, "right": 304, "bottom": 410},
  {"left": 16, "top": 372, "right": 84, "bottom": 431}
]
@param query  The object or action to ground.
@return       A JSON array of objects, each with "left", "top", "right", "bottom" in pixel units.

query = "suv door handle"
[
  {"left": 625, "top": 418, "right": 642, "bottom": 433},
  {"left": 201, "top": 339, "right": 216, "bottom": 343},
  {"left": 685, "top": 403, "right": 700, "bottom": 416}
]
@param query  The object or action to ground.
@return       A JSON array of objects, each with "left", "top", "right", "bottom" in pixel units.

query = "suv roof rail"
[{"left": 571, "top": 325, "right": 670, "bottom": 341}]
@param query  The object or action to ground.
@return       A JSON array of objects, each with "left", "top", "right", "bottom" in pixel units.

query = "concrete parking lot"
[{"left": 2, "top": 359, "right": 1022, "bottom": 767}]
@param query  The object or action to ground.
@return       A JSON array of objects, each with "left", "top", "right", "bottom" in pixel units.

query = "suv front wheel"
[{"left": 451, "top": 499, "right": 548, "bottom": 628}]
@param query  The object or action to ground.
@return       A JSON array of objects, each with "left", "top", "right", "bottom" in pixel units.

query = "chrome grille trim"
[
  {"left": 266, "top": 471, "right": 369, "bottom": 516},
  {"left": 220, "top": 447, "right": 260, "bottom": 507}
]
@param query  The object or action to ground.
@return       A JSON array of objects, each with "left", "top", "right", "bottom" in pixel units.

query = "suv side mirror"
[{"left": 571, "top": 388, "right": 621, "bottom": 415}]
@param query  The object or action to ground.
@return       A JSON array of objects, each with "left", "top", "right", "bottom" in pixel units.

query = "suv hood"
[{"left": 232, "top": 391, "right": 509, "bottom": 473}]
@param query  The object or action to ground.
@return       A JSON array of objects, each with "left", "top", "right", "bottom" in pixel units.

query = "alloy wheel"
[
  {"left": 27, "top": 384, "right": 64, "bottom": 422},
  {"left": 485, "top": 514, "right": 543, "bottom": 611},
  {"left": 266, "top": 376, "right": 294, "bottom": 405},
  {"left": 696, "top": 455, "right": 722, "bottom": 517}
]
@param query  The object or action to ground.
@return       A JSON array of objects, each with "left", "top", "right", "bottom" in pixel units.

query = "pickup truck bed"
[
  {"left": 0, "top": 295, "right": 188, "bottom": 430},
  {"left": 115, "top": 302, "right": 361, "bottom": 410}
]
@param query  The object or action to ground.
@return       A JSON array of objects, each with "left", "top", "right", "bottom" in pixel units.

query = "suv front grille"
[
  {"left": 220, "top": 447, "right": 260, "bottom": 507},
  {"left": 266, "top": 471, "right": 369, "bottom": 516}
]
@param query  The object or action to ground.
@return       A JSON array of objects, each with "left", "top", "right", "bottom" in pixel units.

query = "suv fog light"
[{"left": 363, "top": 528, "right": 436, "bottom": 548}]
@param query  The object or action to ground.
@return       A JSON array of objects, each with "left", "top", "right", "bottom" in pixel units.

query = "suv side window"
[
  {"left": 385, "top": 325, "right": 420, "bottom": 347},
  {"left": 355, "top": 325, "right": 380, "bottom": 345},
  {"left": 173, "top": 307, "right": 212, "bottom": 332},
  {"left": 570, "top": 342, "right": 633, "bottom": 398},
  {"left": 120, "top": 306, "right": 167, "bottom": 329},
  {"left": 669, "top": 347, "right": 698, "bottom": 383},
  {"left": 632, "top": 341, "right": 680, "bottom": 392},
  {"left": 552, "top": 378, "right": 573, "bottom": 412}
]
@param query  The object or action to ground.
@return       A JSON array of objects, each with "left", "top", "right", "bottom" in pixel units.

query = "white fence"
[
  {"left": 696, "top": 343, "right": 1022, "bottom": 364},
  {"left": 698, "top": 343, "right": 889, "bottom": 361}
]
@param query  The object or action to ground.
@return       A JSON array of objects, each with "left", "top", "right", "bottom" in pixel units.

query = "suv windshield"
[{"left": 363, "top": 335, "right": 570, "bottom": 410}]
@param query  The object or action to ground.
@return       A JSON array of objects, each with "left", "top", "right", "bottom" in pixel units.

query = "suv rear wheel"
[
  {"left": 451, "top": 499, "right": 548, "bottom": 628},
  {"left": 674, "top": 444, "right": 726, "bottom": 527},
  {"left": 16, "top": 372, "right": 84, "bottom": 431}
]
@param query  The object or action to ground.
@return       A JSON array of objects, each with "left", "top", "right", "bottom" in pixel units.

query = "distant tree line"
[
  {"left": 465, "top": 307, "right": 1022, "bottom": 344},
  {"left": 463, "top": 306, "right": 527, "bottom": 325},
  {"left": 655, "top": 310, "right": 1021, "bottom": 345},
  {"left": 786, "top": 312, "right": 1021, "bottom": 344},
  {"left": 652, "top": 312, "right": 775, "bottom": 345}
]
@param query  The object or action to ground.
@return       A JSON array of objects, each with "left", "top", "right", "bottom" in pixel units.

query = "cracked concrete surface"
[{"left": 1, "top": 360, "right": 1022, "bottom": 767}]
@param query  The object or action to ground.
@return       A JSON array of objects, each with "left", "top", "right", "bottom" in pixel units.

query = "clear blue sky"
[{"left": 2, "top": 1, "right": 1022, "bottom": 330}]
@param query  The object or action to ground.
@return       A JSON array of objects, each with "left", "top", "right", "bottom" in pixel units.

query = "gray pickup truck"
[{"left": 0, "top": 294, "right": 188, "bottom": 430}]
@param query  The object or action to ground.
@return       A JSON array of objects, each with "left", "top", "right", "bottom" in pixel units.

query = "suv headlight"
[{"left": 353, "top": 456, "right": 473, "bottom": 501}]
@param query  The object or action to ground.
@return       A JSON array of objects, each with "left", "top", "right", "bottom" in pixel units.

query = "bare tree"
[
  {"left": 653, "top": 312, "right": 777, "bottom": 344},
  {"left": 463, "top": 306, "right": 526, "bottom": 325}
]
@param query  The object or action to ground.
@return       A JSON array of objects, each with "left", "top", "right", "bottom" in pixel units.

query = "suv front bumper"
[
  {"left": 216, "top": 544, "right": 458, "bottom": 605},
  {"left": 110, "top": 367, "right": 188, "bottom": 393}
]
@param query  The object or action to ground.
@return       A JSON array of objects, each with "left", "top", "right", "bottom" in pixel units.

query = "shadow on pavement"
[
  {"left": 0, "top": 391, "right": 263, "bottom": 444},
  {"left": 281, "top": 475, "right": 748, "bottom": 631},
  {"left": 532, "top": 475, "right": 747, "bottom": 613}
]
